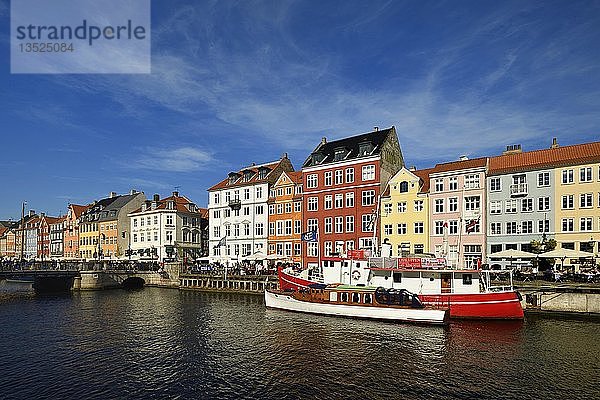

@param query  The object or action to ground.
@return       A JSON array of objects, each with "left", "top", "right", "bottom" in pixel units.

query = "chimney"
[
  {"left": 28, "top": 210, "right": 36, "bottom": 217},
  {"left": 173, "top": 191, "right": 179, "bottom": 197},
  {"left": 282, "top": 152, "right": 288, "bottom": 159},
  {"left": 374, "top": 126, "right": 379, "bottom": 132},
  {"left": 503, "top": 144, "right": 523, "bottom": 155},
  {"left": 550, "top": 137, "right": 559, "bottom": 149},
  {"left": 409, "top": 166, "right": 416, "bottom": 172},
  {"left": 40, "top": 212, "right": 45, "bottom": 218},
  {"left": 109, "top": 191, "right": 118, "bottom": 198},
  {"left": 153, "top": 194, "right": 160, "bottom": 202},
  {"left": 321, "top": 137, "right": 327, "bottom": 145},
  {"left": 129, "top": 189, "right": 138, "bottom": 195},
  {"left": 459, "top": 155, "right": 469, "bottom": 161}
]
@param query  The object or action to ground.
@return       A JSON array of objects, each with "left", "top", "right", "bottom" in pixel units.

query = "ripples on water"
[{"left": 1, "top": 280, "right": 599, "bottom": 400}]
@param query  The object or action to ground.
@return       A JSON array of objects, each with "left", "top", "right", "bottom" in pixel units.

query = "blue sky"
[{"left": 1, "top": 0, "right": 600, "bottom": 220}]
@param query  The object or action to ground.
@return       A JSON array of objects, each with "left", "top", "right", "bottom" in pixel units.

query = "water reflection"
[{"left": 0, "top": 285, "right": 599, "bottom": 400}]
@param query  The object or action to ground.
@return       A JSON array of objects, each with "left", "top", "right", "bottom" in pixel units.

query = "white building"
[
  {"left": 128, "top": 192, "right": 208, "bottom": 263},
  {"left": 208, "top": 155, "right": 294, "bottom": 263}
]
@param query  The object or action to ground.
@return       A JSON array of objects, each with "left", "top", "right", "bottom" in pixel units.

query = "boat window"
[
  {"left": 341, "top": 292, "right": 348, "bottom": 302},
  {"left": 463, "top": 274, "right": 473, "bottom": 285},
  {"left": 429, "top": 277, "right": 434, "bottom": 282},
  {"left": 364, "top": 293, "right": 372, "bottom": 303},
  {"left": 352, "top": 292, "right": 360, "bottom": 303},
  {"left": 393, "top": 272, "right": 402, "bottom": 283}
]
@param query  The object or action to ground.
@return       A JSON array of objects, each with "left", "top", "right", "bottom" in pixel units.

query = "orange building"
[{"left": 267, "top": 171, "right": 303, "bottom": 264}]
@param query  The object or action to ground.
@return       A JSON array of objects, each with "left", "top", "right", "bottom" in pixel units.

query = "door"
[{"left": 441, "top": 273, "right": 452, "bottom": 294}]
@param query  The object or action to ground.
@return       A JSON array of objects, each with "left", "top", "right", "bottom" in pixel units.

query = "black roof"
[{"left": 302, "top": 126, "right": 395, "bottom": 168}]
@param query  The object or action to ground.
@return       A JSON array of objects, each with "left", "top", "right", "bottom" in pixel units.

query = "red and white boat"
[{"left": 278, "top": 254, "right": 524, "bottom": 320}]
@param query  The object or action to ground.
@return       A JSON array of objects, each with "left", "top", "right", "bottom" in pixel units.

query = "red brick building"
[{"left": 301, "top": 127, "right": 404, "bottom": 266}]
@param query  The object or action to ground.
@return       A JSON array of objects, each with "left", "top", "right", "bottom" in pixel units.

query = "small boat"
[{"left": 265, "top": 284, "right": 449, "bottom": 325}]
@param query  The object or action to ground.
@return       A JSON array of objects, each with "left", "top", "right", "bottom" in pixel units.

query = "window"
[
  {"left": 285, "top": 220, "right": 292, "bottom": 236},
  {"left": 562, "top": 195, "right": 574, "bottom": 209},
  {"left": 276, "top": 204, "right": 283, "bottom": 214},
  {"left": 213, "top": 193, "right": 220, "bottom": 205},
  {"left": 506, "top": 222, "right": 518, "bottom": 235},
  {"left": 521, "top": 221, "right": 533, "bottom": 234},
  {"left": 335, "top": 170, "right": 343, "bottom": 185},
  {"left": 580, "top": 217, "right": 593, "bottom": 231},
  {"left": 307, "top": 197, "right": 318, "bottom": 211},
  {"left": 324, "top": 195, "right": 333, "bottom": 210},
  {"left": 244, "top": 188, "right": 250, "bottom": 200},
  {"left": 140, "top": 218, "right": 145, "bottom": 227},
  {"left": 346, "top": 168, "right": 354, "bottom": 183},
  {"left": 580, "top": 167, "right": 592, "bottom": 182},
  {"left": 491, "top": 222, "right": 502, "bottom": 235},
  {"left": 285, "top": 187, "right": 292, "bottom": 196},
  {"left": 234, "top": 224, "right": 240, "bottom": 237},
  {"left": 294, "top": 220, "right": 301, "bottom": 234},
  {"left": 464, "top": 174, "right": 480, "bottom": 189},
  {"left": 335, "top": 194, "right": 344, "bottom": 208},
  {"left": 307, "top": 174, "right": 318, "bottom": 188},
  {"left": 580, "top": 193, "right": 593, "bottom": 208},
  {"left": 166, "top": 215, "right": 174, "bottom": 225},
  {"left": 213, "top": 226, "right": 220, "bottom": 238},
  {"left": 399, "top": 181, "right": 409, "bottom": 193},
  {"left": 521, "top": 198, "right": 533, "bottom": 213},
  {"left": 538, "top": 220, "right": 549, "bottom": 233},
  {"left": 362, "top": 165, "right": 375, "bottom": 181},
  {"left": 346, "top": 216, "right": 354, "bottom": 233},
  {"left": 538, "top": 197, "right": 550, "bottom": 211},
  {"left": 448, "top": 197, "right": 458, "bottom": 212},
  {"left": 414, "top": 222, "right": 424, "bottom": 234},
  {"left": 434, "top": 221, "right": 444, "bottom": 235},
  {"left": 324, "top": 171, "right": 332, "bottom": 186},
  {"left": 256, "top": 187, "right": 263, "bottom": 199},
  {"left": 490, "top": 200, "right": 502, "bottom": 214},
  {"left": 268, "top": 204, "right": 275, "bottom": 215},
  {"left": 133, "top": 218, "right": 137, "bottom": 228},
  {"left": 294, "top": 243, "right": 301, "bottom": 256},
  {"left": 397, "top": 223, "right": 407, "bottom": 235},
  {"left": 449, "top": 220, "right": 458, "bottom": 235},
  {"left": 244, "top": 223, "right": 250, "bottom": 236},
  {"left": 434, "top": 199, "right": 444, "bottom": 213},
  {"left": 345, "top": 192, "right": 354, "bottom": 208},
  {"left": 324, "top": 218, "right": 332, "bottom": 234},
  {"left": 335, "top": 217, "right": 343, "bottom": 233},
  {"left": 490, "top": 177, "right": 501, "bottom": 191},
  {"left": 462, "top": 274, "right": 473, "bottom": 285},
  {"left": 294, "top": 201, "right": 301, "bottom": 212},
  {"left": 243, "top": 206, "right": 250, "bottom": 216},
  {"left": 397, "top": 201, "right": 407, "bottom": 213},
  {"left": 561, "top": 218, "right": 574, "bottom": 232},
  {"left": 276, "top": 221, "right": 284, "bottom": 236},
  {"left": 434, "top": 179, "right": 444, "bottom": 192},
  {"left": 362, "top": 190, "right": 376, "bottom": 206},
  {"left": 269, "top": 222, "right": 275, "bottom": 236},
  {"left": 562, "top": 169, "right": 574, "bottom": 184},
  {"left": 505, "top": 199, "right": 517, "bottom": 213},
  {"left": 383, "top": 203, "right": 393, "bottom": 215},
  {"left": 307, "top": 218, "right": 318, "bottom": 232},
  {"left": 538, "top": 172, "right": 550, "bottom": 187},
  {"left": 307, "top": 242, "right": 318, "bottom": 257},
  {"left": 414, "top": 200, "right": 424, "bottom": 212},
  {"left": 449, "top": 177, "right": 458, "bottom": 191},
  {"left": 464, "top": 196, "right": 480, "bottom": 212},
  {"left": 362, "top": 214, "right": 374, "bottom": 232}
]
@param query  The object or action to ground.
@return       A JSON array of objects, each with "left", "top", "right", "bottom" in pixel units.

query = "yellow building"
[
  {"left": 554, "top": 149, "right": 600, "bottom": 256},
  {"left": 380, "top": 167, "right": 432, "bottom": 256}
]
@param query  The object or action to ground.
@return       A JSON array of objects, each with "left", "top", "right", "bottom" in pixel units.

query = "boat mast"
[
  {"left": 20, "top": 201, "right": 26, "bottom": 262},
  {"left": 371, "top": 195, "right": 381, "bottom": 257}
]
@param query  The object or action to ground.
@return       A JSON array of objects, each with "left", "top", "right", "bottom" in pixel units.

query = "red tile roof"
[
  {"left": 413, "top": 167, "right": 436, "bottom": 193},
  {"left": 489, "top": 141, "right": 600, "bottom": 175},
  {"left": 286, "top": 171, "right": 303, "bottom": 184},
  {"left": 130, "top": 194, "right": 205, "bottom": 215},
  {"left": 431, "top": 157, "right": 488, "bottom": 174},
  {"left": 70, "top": 204, "right": 89, "bottom": 218},
  {"left": 208, "top": 159, "right": 285, "bottom": 191}
]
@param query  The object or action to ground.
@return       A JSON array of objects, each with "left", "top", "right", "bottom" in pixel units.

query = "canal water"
[{"left": 1, "top": 281, "right": 599, "bottom": 400}]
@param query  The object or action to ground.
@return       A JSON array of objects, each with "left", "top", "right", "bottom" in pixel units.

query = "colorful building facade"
[
  {"left": 380, "top": 167, "right": 432, "bottom": 256},
  {"left": 301, "top": 127, "right": 404, "bottom": 266},
  {"left": 267, "top": 171, "right": 303, "bottom": 264}
]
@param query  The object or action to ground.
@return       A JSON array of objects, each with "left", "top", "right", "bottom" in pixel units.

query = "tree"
[{"left": 530, "top": 239, "right": 557, "bottom": 271}]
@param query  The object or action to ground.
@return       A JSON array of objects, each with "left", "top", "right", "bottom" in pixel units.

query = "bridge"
[{"left": 0, "top": 262, "right": 180, "bottom": 292}]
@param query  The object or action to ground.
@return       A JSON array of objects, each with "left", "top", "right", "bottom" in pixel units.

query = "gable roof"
[
  {"left": 381, "top": 166, "right": 436, "bottom": 197},
  {"left": 208, "top": 157, "right": 293, "bottom": 191},
  {"left": 130, "top": 194, "right": 206, "bottom": 215},
  {"left": 488, "top": 141, "right": 600, "bottom": 176},
  {"left": 302, "top": 126, "right": 396, "bottom": 168},
  {"left": 69, "top": 204, "right": 88, "bottom": 218}
]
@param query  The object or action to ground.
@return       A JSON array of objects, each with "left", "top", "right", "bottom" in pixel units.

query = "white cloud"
[{"left": 132, "top": 146, "right": 214, "bottom": 173}]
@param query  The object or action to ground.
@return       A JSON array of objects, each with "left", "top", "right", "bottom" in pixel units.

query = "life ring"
[{"left": 352, "top": 270, "right": 361, "bottom": 281}]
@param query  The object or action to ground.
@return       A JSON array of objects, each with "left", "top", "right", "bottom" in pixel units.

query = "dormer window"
[
  {"left": 228, "top": 172, "right": 240, "bottom": 185},
  {"left": 258, "top": 167, "right": 269, "bottom": 180},
  {"left": 243, "top": 170, "right": 254, "bottom": 182},
  {"left": 358, "top": 141, "right": 373, "bottom": 156},
  {"left": 334, "top": 147, "right": 347, "bottom": 161},
  {"left": 399, "top": 181, "right": 409, "bottom": 193},
  {"left": 312, "top": 152, "right": 325, "bottom": 164},
  {"left": 167, "top": 201, "right": 175, "bottom": 210}
]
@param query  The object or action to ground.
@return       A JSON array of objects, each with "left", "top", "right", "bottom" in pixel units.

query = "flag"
[
  {"left": 214, "top": 236, "right": 227, "bottom": 248},
  {"left": 466, "top": 218, "right": 480, "bottom": 234},
  {"left": 301, "top": 230, "right": 318, "bottom": 242}
]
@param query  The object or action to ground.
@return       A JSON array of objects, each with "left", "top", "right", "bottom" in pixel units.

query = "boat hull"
[
  {"left": 278, "top": 268, "right": 524, "bottom": 320},
  {"left": 265, "top": 290, "right": 448, "bottom": 325}
]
